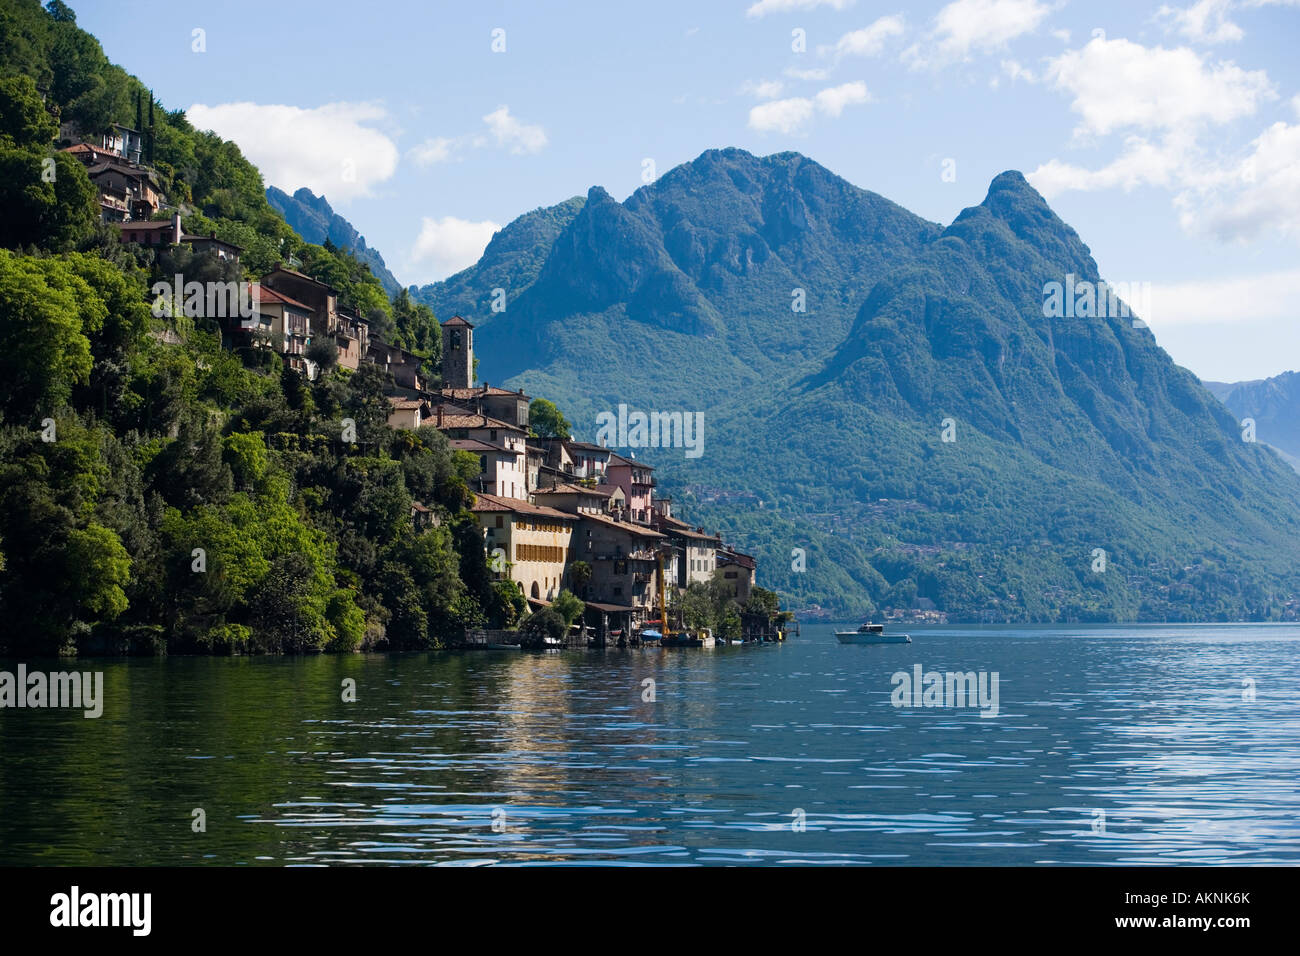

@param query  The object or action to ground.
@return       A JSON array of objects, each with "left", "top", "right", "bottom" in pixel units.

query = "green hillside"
[{"left": 0, "top": 0, "right": 508, "bottom": 656}]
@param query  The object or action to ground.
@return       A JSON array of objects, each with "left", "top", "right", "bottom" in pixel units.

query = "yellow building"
[{"left": 472, "top": 493, "right": 578, "bottom": 607}]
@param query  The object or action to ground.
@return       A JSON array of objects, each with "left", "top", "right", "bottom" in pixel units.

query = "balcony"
[{"left": 592, "top": 550, "right": 657, "bottom": 563}]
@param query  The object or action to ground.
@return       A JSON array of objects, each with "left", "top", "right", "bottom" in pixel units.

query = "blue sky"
[{"left": 76, "top": 0, "right": 1300, "bottom": 382}]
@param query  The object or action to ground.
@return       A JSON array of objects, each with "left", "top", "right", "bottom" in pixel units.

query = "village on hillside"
[{"left": 66, "top": 119, "right": 776, "bottom": 648}]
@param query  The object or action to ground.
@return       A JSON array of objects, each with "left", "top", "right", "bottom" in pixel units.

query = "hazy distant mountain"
[
  {"left": 428, "top": 148, "right": 1300, "bottom": 620},
  {"left": 265, "top": 186, "right": 402, "bottom": 295},
  {"left": 1206, "top": 371, "right": 1300, "bottom": 468}
]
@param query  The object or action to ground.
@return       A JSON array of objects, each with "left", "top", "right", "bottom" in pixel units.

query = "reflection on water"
[{"left": 2, "top": 623, "right": 1298, "bottom": 865}]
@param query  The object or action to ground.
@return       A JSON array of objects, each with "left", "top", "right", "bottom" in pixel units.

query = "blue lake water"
[{"left": 2, "top": 622, "right": 1298, "bottom": 865}]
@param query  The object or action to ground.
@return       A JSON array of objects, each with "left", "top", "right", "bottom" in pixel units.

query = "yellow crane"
[{"left": 657, "top": 549, "right": 671, "bottom": 641}]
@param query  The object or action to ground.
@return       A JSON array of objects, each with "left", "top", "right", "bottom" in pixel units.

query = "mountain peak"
[
  {"left": 979, "top": 169, "right": 1055, "bottom": 221},
  {"left": 265, "top": 185, "right": 402, "bottom": 294},
  {"left": 939, "top": 168, "right": 1095, "bottom": 278},
  {"left": 987, "top": 169, "right": 1032, "bottom": 192}
]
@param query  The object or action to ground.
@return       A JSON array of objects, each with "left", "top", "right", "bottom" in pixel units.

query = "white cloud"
[
  {"left": 742, "top": 79, "right": 786, "bottom": 98},
  {"left": 784, "top": 66, "right": 831, "bottom": 81},
  {"left": 1029, "top": 34, "right": 1297, "bottom": 244},
  {"left": 1145, "top": 267, "right": 1300, "bottom": 326},
  {"left": 1031, "top": 119, "right": 1300, "bottom": 242},
  {"left": 408, "top": 137, "right": 456, "bottom": 167},
  {"left": 1185, "top": 121, "right": 1300, "bottom": 240},
  {"left": 1045, "top": 36, "right": 1273, "bottom": 137},
  {"left": 408, "top": 216, "right": 501, "bottom": 283},
  {"left": 936, "top": 0, "right": 1051, "bottom": 58},
  {"left": 746, "top": 0, "right": 855, "bottom": 17},
  {"left": 186, "top": 101, "right": 398, "bottom": 202},
  {"left": 1001, "top": 59, "right": 1037, "bottom": 83},
  {"left": 822, "top": 15, "right": 905, "bottom": 58},
  {"left": 1156, "top": 0, "right": 1300, "bottom": 45},
  {"left": 748, "top": 81, "right": 870, "bottom": 132},
  {"left": 481, "top": 106, "right": 547, "bottom": 155},
  {"left": 407, "top": 106, "right": 547, "bottom": 172},
  {"left": 814, "top": 80, "right": 871, "bottom": 115},
  {"left": 748, "top": 98, "right": 817, "bottom": 134},
  {"left": 905, "top": 0, "right": 1052, "bottom": 69},
  {"left": 1156, "top": 0, "right": 1244, "bottom": 44},
  {"left": 1029, "top": 134, "right": 1189, "bottom": 196}
]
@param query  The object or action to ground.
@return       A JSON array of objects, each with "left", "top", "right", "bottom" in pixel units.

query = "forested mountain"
[
  {"left": 438, "top": 151, "right": 1300, "bottom": 621},
  {"left": 265, "top": 185, "right": 402, "bottom": 295}
]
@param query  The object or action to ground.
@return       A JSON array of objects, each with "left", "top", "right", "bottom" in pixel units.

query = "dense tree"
[
  {"left": 0, "top": 75, "right": 97, "bottom": 250},
  {"left": 519, "top": 608, "right": 566, "bottom": 646},
  {"left": 529, "top": 397, "right": 572, "bottom": 439},
  {"left": 551, "top": 589, "right": 584, "bottom": 627}
]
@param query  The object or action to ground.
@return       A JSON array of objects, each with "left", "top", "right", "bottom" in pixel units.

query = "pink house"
[{"left": 602, "top": 452, "right": 655, "bottom": 525}]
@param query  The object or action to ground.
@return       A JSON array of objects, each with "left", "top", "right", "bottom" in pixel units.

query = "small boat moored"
[
  {"left": 661, "top": 630, "right": 704, "bottom": 648},
  {"left": 835, "top": 623, "right": 911, "bottom": 644}
]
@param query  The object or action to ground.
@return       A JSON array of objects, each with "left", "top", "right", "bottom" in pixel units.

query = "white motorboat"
[{"left": 835, "top": 623, "right": 911, "bottom": 644}]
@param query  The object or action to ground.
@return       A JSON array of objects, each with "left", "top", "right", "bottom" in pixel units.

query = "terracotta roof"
[
  {"left": 605, "top": 451, "right": 655, "bottom": 470},
  {"left": 367, "top": 339, "right": 423, "bottom": 365},
  {"left": 584, "top": 601, "right": 637, "bottom": 613},
  {"left": 266, "top": 265, "right": 339, "bottom": 294},
  {"left": 471, "top": 493, "right": 576, "bottom": 520},
  {"left": 431, "top": 403, "right": 525, "bottom": 433},
  {"left": 717, "top": 550, "right": 756, "bottom": 570},
  {"left": 658, "top": 518, "right": 720, "bottom": 542},
  {"left": 252, "top": 285, "right": 311, "bottom": 311},
  {"left": 534, "top": 482, "right": 612, "bottom": 498},
  {"left": 113, "top": 219, "right": 175, "bottom": 231},
  {"left": 441, "top": 315, "right": 474, "bottom": 328},
  {"left": 86, "top": 161, "right": 157, "bottom": 181},
  {"left": 579, "top": 513, "right": 665, "bottom": 539},
  {"left": 387, "top": 397, "right": 427, "bottom": 411},
  {"left": 440, "top": 385, "right": 524, "bottom": 399},
  {"left": 449, "top": 438, "right": 509, "bottom": 454}
]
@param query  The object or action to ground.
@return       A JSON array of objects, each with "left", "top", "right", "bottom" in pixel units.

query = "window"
[{"left": 495, "top": 516, "right": 503, "bottom": 529}]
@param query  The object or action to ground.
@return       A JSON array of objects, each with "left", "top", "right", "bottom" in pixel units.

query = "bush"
[{"left": 519, "top": 607, "right": 566, "bottom": 647}]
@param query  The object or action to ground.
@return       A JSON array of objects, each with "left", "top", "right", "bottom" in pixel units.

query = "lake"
[{"left": 2, "top": 623, "right": 1298, "bottom": 865}]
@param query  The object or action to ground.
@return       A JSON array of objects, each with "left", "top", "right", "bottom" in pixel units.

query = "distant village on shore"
[{"left": 67, "top": 120, "right": 778, "bottom": 644}]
